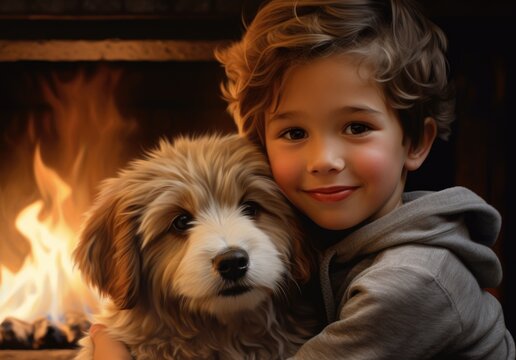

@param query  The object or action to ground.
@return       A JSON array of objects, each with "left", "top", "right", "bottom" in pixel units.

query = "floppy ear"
[
  {"left": 287, "top": 215, "right": 315, "bottom": 284},
  {"left": 73, "top": 181, "right": 141, "bottom": 309}
]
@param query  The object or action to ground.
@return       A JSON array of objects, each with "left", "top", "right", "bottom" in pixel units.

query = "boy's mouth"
[{"left": 303, "top": 186, "right": 357, "bottom": 202}]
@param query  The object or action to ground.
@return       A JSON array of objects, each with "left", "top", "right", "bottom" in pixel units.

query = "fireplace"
[
  {"left": 1, "top": 1, "right": 515, "bottom": 358},
  {"left": 0, "top": 60, "right": 236, "bottom": 346},
  {"left": 0, "top": 1, "right": 263, "bottom": 358}
]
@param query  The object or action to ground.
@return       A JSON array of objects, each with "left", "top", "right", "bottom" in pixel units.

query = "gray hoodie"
[{"left": 292, "top": 187, "right": 515, "bottom": 359}]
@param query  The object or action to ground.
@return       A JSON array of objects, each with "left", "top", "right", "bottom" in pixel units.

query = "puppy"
[{"left": 73, "top": 134, "right": 317, "bottom": 359}]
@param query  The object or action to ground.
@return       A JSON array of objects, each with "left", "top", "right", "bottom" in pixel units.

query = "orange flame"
[
  {"left": 0, "top": 146, "right": 98, "bottom": 322},
  {"left": 0, "top": 65, "right": 138, "bottom": 323}
]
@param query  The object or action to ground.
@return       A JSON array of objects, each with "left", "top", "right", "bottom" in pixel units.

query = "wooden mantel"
[{"left": 0, "top": 39, "right": 230, "bottom": 61}]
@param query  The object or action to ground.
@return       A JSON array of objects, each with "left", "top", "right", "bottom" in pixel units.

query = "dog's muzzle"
[{"left": 212, "top": 247, "right": 249, "bottom": 281}]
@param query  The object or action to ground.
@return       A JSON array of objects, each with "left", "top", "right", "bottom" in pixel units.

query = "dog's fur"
[{"left": 73, "top": 134, "right": 317, "bottom": 359}]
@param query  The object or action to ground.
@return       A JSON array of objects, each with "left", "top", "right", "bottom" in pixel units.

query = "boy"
[{"left": 91, "top": 0, "right": 514, "bottom": 358}]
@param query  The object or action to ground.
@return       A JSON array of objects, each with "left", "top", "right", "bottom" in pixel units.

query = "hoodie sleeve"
[{"left": 288, "top": 263, "right": 463, "bottom": 359}]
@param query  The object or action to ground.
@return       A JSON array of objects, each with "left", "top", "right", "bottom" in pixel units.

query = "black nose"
[{"left": 213, "top": 248, "right": 249, "bottom": 281}]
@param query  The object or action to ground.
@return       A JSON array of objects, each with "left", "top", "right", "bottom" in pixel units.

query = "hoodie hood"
[{"left": 321, "top": 186, "right": 502, "bottom": 289}]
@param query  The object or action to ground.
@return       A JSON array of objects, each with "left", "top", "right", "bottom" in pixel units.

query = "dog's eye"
[
  {"left": 171, "top": 213, "right": 193, "bottom": 233},
  {"left": 241, "top": 201, "right": 260, "bottom": 218}
]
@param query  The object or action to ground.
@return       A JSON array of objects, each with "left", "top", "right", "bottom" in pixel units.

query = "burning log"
[
  {"left": 0, "top": 312, "right": 90, "bottom": 350},
  {"left": 59, "top": 312, "right": 91, "bottom": 346},
  {"left": 0, "top": 317, "right": 33, "bottom": 349}
]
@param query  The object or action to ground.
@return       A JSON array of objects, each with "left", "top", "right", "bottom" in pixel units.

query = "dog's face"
[{"left": 73, "top": 135, "right": 310, "bottom": 320}]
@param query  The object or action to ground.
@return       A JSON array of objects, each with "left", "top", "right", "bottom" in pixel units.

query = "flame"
[
  {"left": 0, "top": 146, "right": 98, "bottom": 322},
  {"left": 0, "top": 65, "right": 138, "bottom": 323}
]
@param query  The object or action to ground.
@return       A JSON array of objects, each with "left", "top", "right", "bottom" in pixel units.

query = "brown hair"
[{"left": 216, "top": 0, "right": 455, "bottom": 148}]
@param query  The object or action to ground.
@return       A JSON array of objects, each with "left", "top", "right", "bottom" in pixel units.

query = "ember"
[{"left": 0, "top": 312, "right": 88, "bottom": 350}]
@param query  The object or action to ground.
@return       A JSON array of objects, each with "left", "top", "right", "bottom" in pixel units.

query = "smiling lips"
[{"left": 304, "top": 186, "right": 357, "bottom": 202}]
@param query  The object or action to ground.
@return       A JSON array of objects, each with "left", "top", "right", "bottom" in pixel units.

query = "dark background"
[{"left": 415, "top": 0, "right": 516, "bottom": 336}]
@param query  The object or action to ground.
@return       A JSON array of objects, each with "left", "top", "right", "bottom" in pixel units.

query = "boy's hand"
[{"left": 89, "top": 324, "right": 132, "bottom": 360}]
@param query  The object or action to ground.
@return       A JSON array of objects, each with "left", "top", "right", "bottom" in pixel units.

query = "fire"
[
  {"left": 0, "top": 146, "right": 98, "bottom": 322},
  {"left": 0, "top": 65, "right": 138, "bottom": 324}
]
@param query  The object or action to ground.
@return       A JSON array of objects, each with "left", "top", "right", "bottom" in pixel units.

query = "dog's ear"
[
  {"left": 288, "top": 216, "right": 316, "bottom": 284},
  {"left": 73, "top": 181, "right": 141, "bottom": 309}
]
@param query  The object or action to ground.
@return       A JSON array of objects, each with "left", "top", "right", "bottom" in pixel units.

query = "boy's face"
[{"left": 265, "top": 55, "right": 412, "bottom": 230}]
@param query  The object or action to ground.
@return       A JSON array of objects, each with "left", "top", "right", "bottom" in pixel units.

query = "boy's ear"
[{"left": 405, "top": 117, "right": 437, "bottom": 171}]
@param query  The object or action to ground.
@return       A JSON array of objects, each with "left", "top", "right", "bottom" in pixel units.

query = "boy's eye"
[
  {"left": 344, "top": 123, "right": 371, "bottom": 135},
  {"left": 281, "top": 128, "right": 307, "bottom": 140}
]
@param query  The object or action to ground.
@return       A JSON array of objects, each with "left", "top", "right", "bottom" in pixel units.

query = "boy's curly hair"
[{"left": 216, "top": 0, "right": 455, "bottom": 148}]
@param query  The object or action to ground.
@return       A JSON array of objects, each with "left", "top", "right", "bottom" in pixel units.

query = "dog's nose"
[{"left": 213, "top": 248, "right": 249, "bottom": 281}]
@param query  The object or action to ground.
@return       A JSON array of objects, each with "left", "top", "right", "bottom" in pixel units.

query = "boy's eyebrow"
[
  {"left": 332, "top": 105, "right": 382, "bottom": 116},
  {"left": 269, "top": 106, "right": 381, "bottom": 123},
  {"left": 268, "top": 110, "right": 305, "bottom": 123}
]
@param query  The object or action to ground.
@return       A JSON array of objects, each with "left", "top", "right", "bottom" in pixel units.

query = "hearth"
[{"left": 0, "top": 1, "right": 262, "bottom": 357}]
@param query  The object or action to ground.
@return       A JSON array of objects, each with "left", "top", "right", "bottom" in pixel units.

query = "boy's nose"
[{"left": 307, "top": 146, "right": 345, "bottom": 174}]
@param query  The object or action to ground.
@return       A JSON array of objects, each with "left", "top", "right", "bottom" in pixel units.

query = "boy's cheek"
[
  {"left": 269, "top": 157, "right": 298, "bottom": 188},
  {"left": 351, "top": 149, "right": 402, "bottom": 183},
  {"left": 270, "top": 161, "right": 293, "bottom": 184}
]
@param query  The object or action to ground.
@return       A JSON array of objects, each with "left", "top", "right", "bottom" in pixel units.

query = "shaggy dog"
[{"left": 73, "top": 134, "right": 317, "bottom": 359}]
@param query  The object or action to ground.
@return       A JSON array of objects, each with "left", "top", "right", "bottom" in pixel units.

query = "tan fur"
[{"left": 73, "top": 134, "right": 316, "bottom": 359}]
